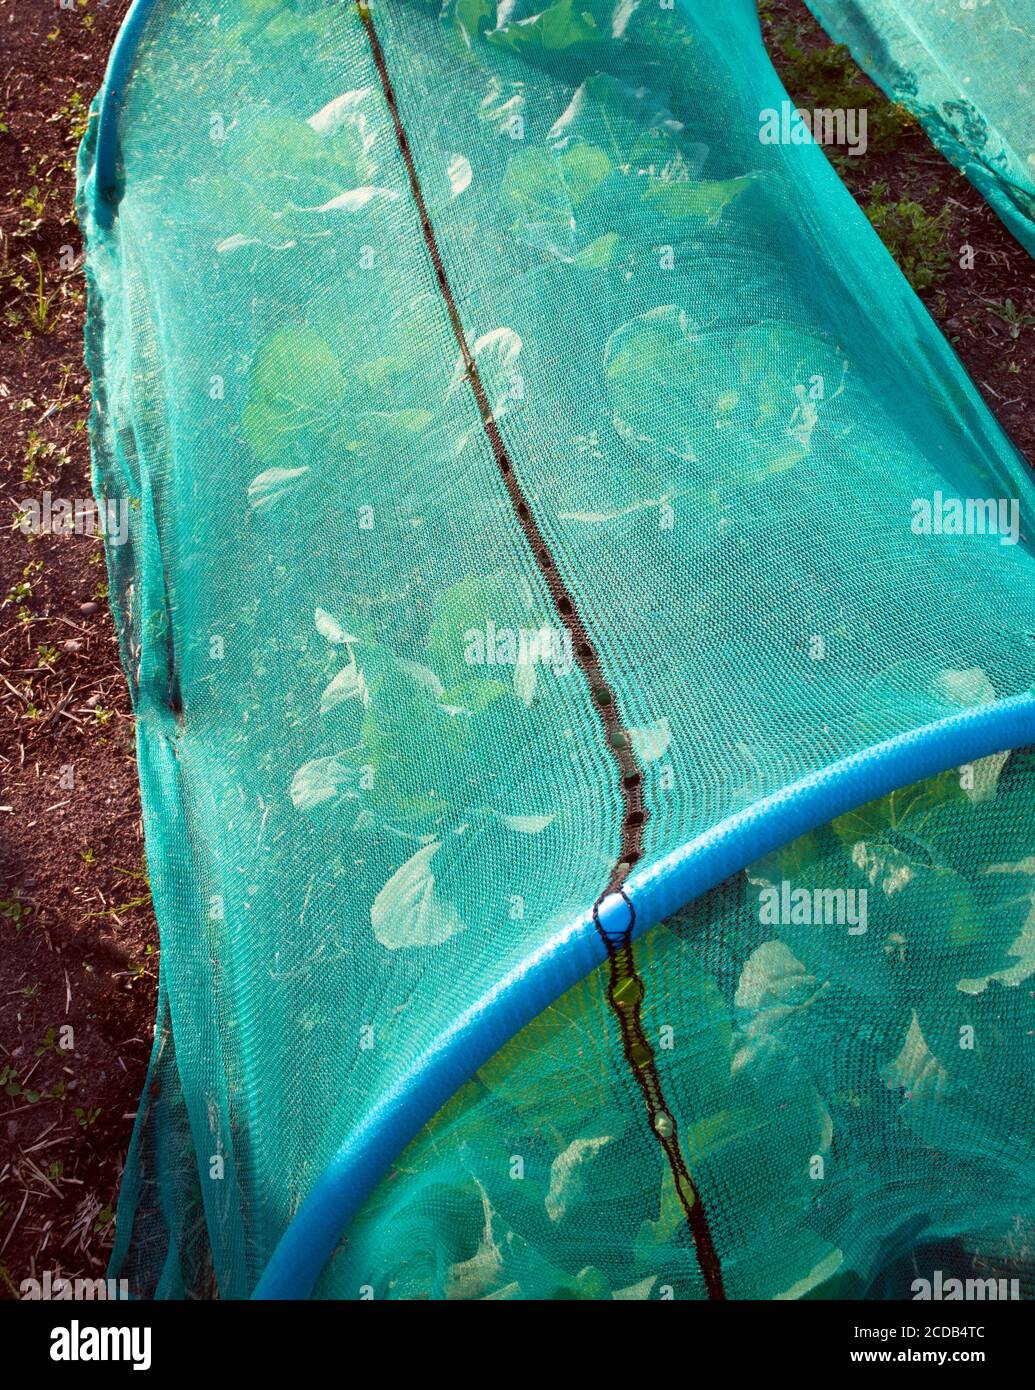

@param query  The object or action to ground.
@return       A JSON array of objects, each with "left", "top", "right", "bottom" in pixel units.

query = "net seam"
[{"left": 355, "top": 0, "right": 725, "bottom": 1299}]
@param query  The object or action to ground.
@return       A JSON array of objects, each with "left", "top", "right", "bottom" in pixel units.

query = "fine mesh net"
[
  {"left": 77, "top": 0, "right": 1035, "bottom": 1300},
  {"left": 330, "top": 758, "right": 1035, "bottom": 1301},
  {"left": 806, "top": 0, "right": 1035, "bottom": 255}
]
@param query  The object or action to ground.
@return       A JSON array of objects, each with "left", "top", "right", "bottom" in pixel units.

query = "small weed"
[
  {"left": 5, "top": 560, "right": 45, "bottom": 624},
  {"left": 55, "top": 89, "right": 89, "bottom": 145},
  {"left": 130, "top": 943, "right": 157, "bottom": 979},
  {"left": 864, "top": 183, "right": 950, "bottom": 291},
  {"left": 6, "top": 579, "right": 34, "bottom": 611},
  {"left": 116, "top": 862, "right": 150, "bottom": 888},
  {"left": 87, "top": 862, "right": 151, "bottom": 917},
  {"left": 24, "top": 249, "right": 61, "bottom": 335},
  {"left": 0, "top": 231, "right": 29, "bottom": 297},
  {"left": 983, "top": 298, "right": 1035, "bottom": 339},
  {"left": 24, "top": 428, "right": 71, "bottom": 481},
  {"left": 0, "top": 1065, "right": 40, "bottom": 1104},
  {"left": 16, "top": 170, "right": 50, "bottom": 237},
  {"left": 0, "top": 892, "right": 32, "bottom": 929}
]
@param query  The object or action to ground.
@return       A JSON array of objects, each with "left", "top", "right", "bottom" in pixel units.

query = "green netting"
[
  {"left": 332, "top": 759, "right": 1035, "bottom": 1301},
  {"left": 77, "top": 0, "right": 1035, "bottom": 1300},
  {"left": 807, "top": 0, "right": 1035, "bottom": 254}
]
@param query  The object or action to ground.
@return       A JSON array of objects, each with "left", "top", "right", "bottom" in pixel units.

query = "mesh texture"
[{"left": 77, "top": 0, "right": 1035, "bottom": 1299}]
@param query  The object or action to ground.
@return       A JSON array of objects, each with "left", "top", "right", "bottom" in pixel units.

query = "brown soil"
[
  {"left": 0, "top": 0, "right": 1031, "bottom": 1299},
  {"left": 760, "top": 0, "right": 1035, "bottom": 461},
  {"left": 0, "top": 0, "right": 150, "bottom": 1299}
]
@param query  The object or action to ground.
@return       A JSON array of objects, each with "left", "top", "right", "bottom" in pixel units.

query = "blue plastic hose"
[
  {"left": 90, "top": 0, "right": 160, "bottom": 226},
  {"left": 253, "top": 691, "right": 1035, "bottom": 1298}
]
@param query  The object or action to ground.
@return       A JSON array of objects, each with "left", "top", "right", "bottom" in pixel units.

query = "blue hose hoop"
[
  {"left": 91, "top": 0, "right": 160, "bottom": 227},
  {"left": 253, "top": 691, "right": 1035, "bottom": 1299}
]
